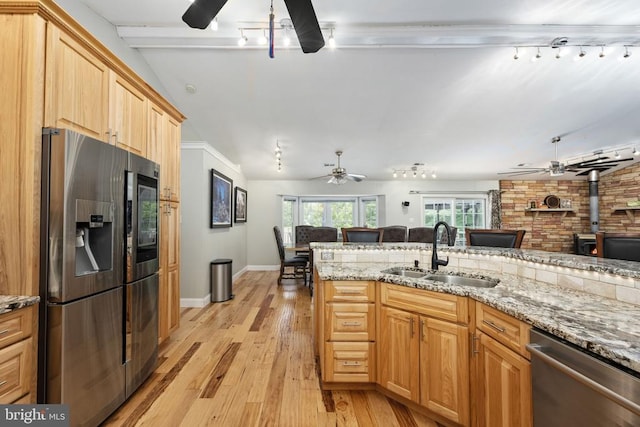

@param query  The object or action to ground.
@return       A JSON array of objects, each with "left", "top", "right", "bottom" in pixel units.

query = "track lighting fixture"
[
  {"left": 328, "top": 28, "right": 336, "bottom": 49},
  {"left": 555, "top": 48, "right": 562, "bottom": 59},
  {"left": 258, "top": 29, "right": 268, "bottom": 45},
  {"left": 513, "top": 47, "right": 519, "bottom": 60},
  {"left": 577, "top": 46, "right": 586, "bottom": 59},
  {"left": 599, "top": 46, "right": 605, "bottom": 58},
  {"left": 624, "top": 46, "right": 632, "bottom": 58},
  {"left": 614, "top": 151, "right": 621, "bottom": 159},
  {"left": 393, "top": 163, "right": 430, "bottom": 179},
  {"left": 238, "top": 30, "right": 248, "bottom": 46},
  {"left": 275, "top": 142, "right": 282, "bottom": 171},
  {"left": 532, "top": 47, "right": 542, "bottom": 62}
]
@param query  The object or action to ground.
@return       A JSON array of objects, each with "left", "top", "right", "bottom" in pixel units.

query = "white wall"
[
  {"left": 180, "top": 143, "right": 247, "bottom": 303},
  {"left": 247, "top": 179, "right": 498, "bottom": 266}
]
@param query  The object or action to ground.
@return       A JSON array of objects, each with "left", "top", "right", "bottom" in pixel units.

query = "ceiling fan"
[
  {"left": 312, "top": 151, "right": 367, "bottom": 184},
  {"left": 499, "top": 136, "right": 634, "bottom": 177},
  {"left": 182, "top": 0, "right": 325, "bottom": 54}
]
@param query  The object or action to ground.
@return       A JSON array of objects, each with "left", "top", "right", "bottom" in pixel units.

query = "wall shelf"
[
  {"left": 611, "top": 206, "right": 640, "bottom": 221},
  {"left": 525, "top": 208, "right": 575, "bottom": 219}
]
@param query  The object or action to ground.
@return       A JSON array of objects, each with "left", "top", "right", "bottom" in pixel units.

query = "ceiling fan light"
[
  {"left": 210, "top": 17, "right": 218, "bottom": 31},
  {"left": 238, "top": 32, "right": 248, "bottom": 47},
  {"left": 402, "top": 171, "right": 407, "bottom": 178},
  {"left": 633, "top": 147, "right": 640, "bottom": 156},
  {"left": 421, "top": 171, "right": 426, "bottom": 179},
  {"left": 392, "top": 171, "right": 397, "bottom": 178}
]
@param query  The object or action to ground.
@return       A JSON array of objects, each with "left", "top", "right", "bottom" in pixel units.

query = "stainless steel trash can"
[{"left": 210, "top": 259, "right": 233, "bottom": 302}]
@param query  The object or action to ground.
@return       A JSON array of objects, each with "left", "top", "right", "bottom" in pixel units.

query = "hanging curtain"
[{"left": 488, "top": 189, "right": 502, "bottom": 229}]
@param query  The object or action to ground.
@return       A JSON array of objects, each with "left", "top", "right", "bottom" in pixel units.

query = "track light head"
[
  {"left": 624, "top": 46, "right": 632, "bottom": 58},
  {"left": 599, "top": 46, "right": 605, "bottom": 58},
  {"left": 513, "top": 47, "right": 519, "bottom": 60}
]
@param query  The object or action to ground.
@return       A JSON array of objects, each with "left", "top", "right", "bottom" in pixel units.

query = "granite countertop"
[
  {"left": 316, "top": 262, "right": 640, "bottom": 375},
  {"left": 310, "top": 242, "right": 640, "bottom": 279},
  {"left": 0, "top": 295, "right": 40, "bottom": 315}
]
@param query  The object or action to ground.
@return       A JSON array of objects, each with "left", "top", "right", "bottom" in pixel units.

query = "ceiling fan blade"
[
  {"left": 346, "top": 174, "right": 366, "bottom": 182},
  {"left": 497, "top": 170, "right": 543, "bottom": 176},
  {"left": 283, "top": 0, "right": 325, "bottom": 53},
  {"left": 182, "top": 0, "right": 228, "bottom": 29},
  {"left": 309, "top": 174, "right": 332, "bottom": 180}
]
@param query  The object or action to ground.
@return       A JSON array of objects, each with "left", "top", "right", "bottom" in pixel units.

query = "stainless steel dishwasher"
[{"left": 528, "top": 329, "right": 640, "bottom": 427}]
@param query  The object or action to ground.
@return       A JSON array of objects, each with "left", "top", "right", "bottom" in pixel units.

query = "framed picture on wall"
[
  {"left": 234, "top": 187, "right": 247, "bottom": 223},
  {"left": 210, "top": 169, "right": 233, "bottom": 228}
]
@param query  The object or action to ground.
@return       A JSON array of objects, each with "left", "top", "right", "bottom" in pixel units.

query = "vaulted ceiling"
[{"left": 74, "top": 0, "right": 640, "bottom": 181}]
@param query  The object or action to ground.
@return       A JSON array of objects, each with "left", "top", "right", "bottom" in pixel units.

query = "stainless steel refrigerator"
[{"left": 39, "top": 128, "right": 159, "bottom": 427}]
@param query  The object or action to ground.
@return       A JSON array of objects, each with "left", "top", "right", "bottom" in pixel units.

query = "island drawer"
[
  {"left": 325, "top": 281, "right": 375, "bottom": 303},
  {"left": 324, "top": 342, "right": 375, "bottom": 383},
  {"left": 0, "top": 338, "right": 32, "bottom": 404},
  {"left": 0, "top": 308, "right": 33, "bottom": 350},
  {"left": 476, "top": 302, "right": 530, "bottom": 358},
  {"left": 379, "top": 282, "right": 469, "bottom": 324},
  {"left": 325, "top": 303, "right": 375, "bottom": 341}
]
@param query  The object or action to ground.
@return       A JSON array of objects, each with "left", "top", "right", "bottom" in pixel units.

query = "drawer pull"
[
  {"left": 0, "top": 329, "right": 9, "bottom": 335},
  {"left": 482, "top": 319, "right": 506, "bottom": 333},
  {"left": 341, "top": 321, "right": 362, "bottom": 327},
  {"left": 0, "top": 380, "right": 7, "bottom": 387},
  {"left": 342, "top": 361, "right": 361, "bottom": 366}
]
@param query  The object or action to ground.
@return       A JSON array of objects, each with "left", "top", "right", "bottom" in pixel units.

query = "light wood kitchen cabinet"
[
  {"left": 319, "top": 281, "right": 376, "bottom": 383},
  {"left": 378, "top": 305, "right": 419, "bottom": 400},
  {"left": 379, "top": 283, "right": 470, "bottom": 426},
  {"left": 0, "top": 12, "right": 46, "bottom": 297},
  {"left": 162, "top": 115, "right": 181, "bottom": 202},
  {"left": 0, "top": 306, "right": 37, "bottom": 403},
  {"left": 473, "top": 302, "right": 532, "bottom": 427},
  {"left": 44, "top": 23, "right": 110, "bottom": 141},
  {"left": 158, "top": 201, "right": 180, "bottom": 343},
  {"left": 109, "top": 72, "right": 147, "bottom": 156}
]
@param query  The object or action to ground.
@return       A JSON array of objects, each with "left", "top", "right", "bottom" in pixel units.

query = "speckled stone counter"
[
  {"left": 0, "top": 295, "right": 40, "bottom": 315},
  {"left": 314, "top": 250, "right": 640, "bottom": 376}
]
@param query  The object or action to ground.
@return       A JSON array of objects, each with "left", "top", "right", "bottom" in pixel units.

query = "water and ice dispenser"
[{"left": 74, "top": 199, "right": 114, "bottom": 276}]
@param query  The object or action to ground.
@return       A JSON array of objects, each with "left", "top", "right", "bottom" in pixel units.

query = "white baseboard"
[
  {"left": 247, "top": 264, "right": 279, "bottom": 271},
  {"left": 179, "top": 265, "right": 257, "bottom": 307}
]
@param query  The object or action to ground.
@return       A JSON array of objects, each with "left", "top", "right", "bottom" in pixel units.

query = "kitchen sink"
[
  {"left": 423, "top": 274, "right": 499, "bottom": 288},
  {"left": 383, "top": 268, "right": 429, "bottom": 279}
]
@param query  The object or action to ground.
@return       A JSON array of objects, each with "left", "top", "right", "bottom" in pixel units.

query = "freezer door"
[
  {"left": 125, "top": 273, "right": 159, "bottom": 397},
  {"left": 46, "top": 288, "right": 125, "bottom": 427}
]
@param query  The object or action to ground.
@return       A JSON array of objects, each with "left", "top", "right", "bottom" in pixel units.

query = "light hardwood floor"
[{"left": 104, "top": 271, "right": 444, "bottom": 427}]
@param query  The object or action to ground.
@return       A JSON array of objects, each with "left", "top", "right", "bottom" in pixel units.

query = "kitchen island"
[{"left": 311, "top": 242, "right": 640, "bottom": 427}]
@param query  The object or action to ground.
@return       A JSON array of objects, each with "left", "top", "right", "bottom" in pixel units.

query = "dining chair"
[
  {"left": 407, "top": 226, "right": 457, "bottom": 244},
  {"left": 273, "top": 226, "right": 308, "bottom": 286},
  {"left": 294, "top": 225, "right": 314, "bottom": 259},
  {"left": 595, "top": 231, "right": 640, "bottom": 262},
  {"left": 341, "top": 227, "right": 384, "bottom": 243},
  {"left": 407, "top": 227, "right": 435, "bottom": 243},
  {"left": 465, "top": 228, "right": 526, "bottom": 248},
  {"left": 381, "top": 225, "right": 408, "bottom": 242}
]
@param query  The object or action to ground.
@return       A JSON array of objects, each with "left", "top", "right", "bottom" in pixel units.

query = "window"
[
  {"left": 281, "top": 197, "right": 297, "bottom": 245},
  {"left": 422, "top": 195, "right": 488, "bottom": 245},
  {"left": 281, "top": 196, "right": 379, "bottom": 240}
]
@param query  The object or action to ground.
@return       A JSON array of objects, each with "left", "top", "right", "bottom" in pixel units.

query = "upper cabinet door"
[
  {"left": 44, "top": 24, "right": 110, "bottom": 141},
  {"left": 163, "top": 115, "right": 180, "bottom": 201},
  {"left": 109, "top": 72, "right": 147, "bottom": 156}
]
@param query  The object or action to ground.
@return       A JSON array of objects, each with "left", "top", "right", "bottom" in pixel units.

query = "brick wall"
[
  {"left": 500, "top": 180, "right": 590, "bottom": 252},
  {"left": 499, "top": 161, "right": 640, "bottom": 252},
  {"left": 599, "top": 161, "right": 640, "bottom": 233}
]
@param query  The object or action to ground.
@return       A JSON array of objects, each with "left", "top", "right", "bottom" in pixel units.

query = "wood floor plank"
[{"left": 104, "top": 271, "right": 445, "bottom": 427}]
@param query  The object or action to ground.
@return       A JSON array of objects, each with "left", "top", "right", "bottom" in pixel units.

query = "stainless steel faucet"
[{"left": 431, "top": 221, "right": 454, "bottom": 270}]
